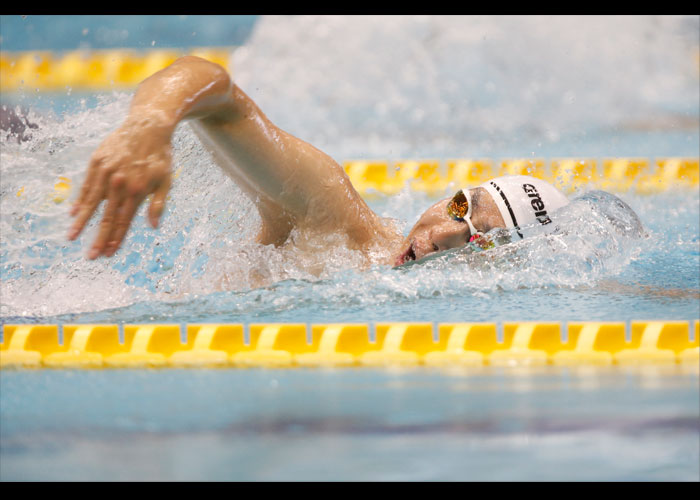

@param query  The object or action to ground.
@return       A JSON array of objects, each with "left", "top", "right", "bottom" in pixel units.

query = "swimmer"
[{"left": 67, "top": 56, "right": 571, "bottom": 266}]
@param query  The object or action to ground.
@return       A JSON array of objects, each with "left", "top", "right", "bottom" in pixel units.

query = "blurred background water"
[
  {"left": 0, "top": 14, "right": 258, "bottom": 50},
  {"left": 2, "top": 15, "right": 698, "bottom": 160}
]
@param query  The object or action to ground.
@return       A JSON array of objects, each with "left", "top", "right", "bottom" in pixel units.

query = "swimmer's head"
[{"left": 393, "top": 196, "right": 473, "bottom": 266}]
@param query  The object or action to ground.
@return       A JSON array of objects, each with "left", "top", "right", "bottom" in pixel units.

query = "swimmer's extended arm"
[{"left": 68, "top": 55, "right": 382, "bottom": 259}]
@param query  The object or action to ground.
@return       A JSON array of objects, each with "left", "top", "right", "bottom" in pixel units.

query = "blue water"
[
  {"left": 0, "top": 15, "right": 258, "bottom": 51},
  {"left": 1, "top": 15, "right": 699, "bottom": 481},
  {"left": 1, "top": 367, "right": 698, "bottom": 481}
]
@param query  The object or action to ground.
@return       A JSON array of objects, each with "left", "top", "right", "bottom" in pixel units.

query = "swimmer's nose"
[{"left": 394, "top": 241, "right": 416, "bottom": 266}]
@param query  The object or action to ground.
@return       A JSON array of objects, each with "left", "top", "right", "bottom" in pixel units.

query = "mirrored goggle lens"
[{"left": 446, "top": 190, "right": 469, "bottom": 221}]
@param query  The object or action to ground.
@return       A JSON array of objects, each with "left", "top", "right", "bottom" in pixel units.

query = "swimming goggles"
[{"left": 446, "top": 189, "right": 482, "bottom": 240}]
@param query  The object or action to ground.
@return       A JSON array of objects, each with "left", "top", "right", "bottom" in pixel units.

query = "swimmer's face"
[{"left": 393, "top": 198, "right": 471, "bottom": 266}]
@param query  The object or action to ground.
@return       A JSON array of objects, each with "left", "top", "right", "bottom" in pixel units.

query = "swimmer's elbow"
[
  {"left": 172, "top": 56, "right": 231, "bottom": 83},
  {"left": 170, "top": 56, "right": 232, "bottom": 101},
  {"left": 137, "top": 55, "right": 234, "bottom": 124},
  {"left": 139, "top": 55, "right": 232, "bottom": 98}
]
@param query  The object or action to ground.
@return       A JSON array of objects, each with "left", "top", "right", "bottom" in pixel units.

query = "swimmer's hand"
[
  {"left": 67, "top": 117, "right": 173, "bottom": 259},
  {"left": 65, "top": 55, "right": 233, "bottom": 259}
]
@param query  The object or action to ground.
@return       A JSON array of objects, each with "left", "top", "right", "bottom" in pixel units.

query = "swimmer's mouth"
[{"left": 395, "top": 242, "right": 416, "bottom": 266}]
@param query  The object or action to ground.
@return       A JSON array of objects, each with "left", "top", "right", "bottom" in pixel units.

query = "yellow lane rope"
[
  {"left": 1, "top": 321, "right": 698, "bottom": 369},
  {"left": 10, "top": 157, "right": 698, "bottom": 206},
  {"left": 1, "top": 47, "right": 234, "bottom": 91},
  {"left": 342, "top": 157, "right": 699, "bottom": 196}
]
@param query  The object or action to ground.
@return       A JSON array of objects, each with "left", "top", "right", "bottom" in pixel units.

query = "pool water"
[
  {"left": 1, "top": 367, "right": 698, "bottom": 481},
  {"left": 1, "top": 132, "right": 697, "bottom": 326},
  {"left": 1, "top": 15, "right": 699, "bottom": 481}
]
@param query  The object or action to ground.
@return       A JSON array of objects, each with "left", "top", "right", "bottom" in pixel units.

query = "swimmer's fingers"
[
  {"left": 67, "top": 163, "right": 109, "bottom": 241},
  {"left": 70, "top": 153, "right": 104, "bottom": 218},
  {"left": 148, "top": 173, "right": 171, "bottom": 228},
  {"left": 100, "top": 168, "right": 166, "bottom": 257},
  {"left": 104, "top": 196, "right": 140, "bottom": 258},
  {"left": 87, "top": 172, "right": 127, "bottom": 259}
]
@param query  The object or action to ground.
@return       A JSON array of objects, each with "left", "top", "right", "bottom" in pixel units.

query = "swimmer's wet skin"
[
  {"left": 67, "top": 56, "right": 401, "bottom": 262},
  {"left": 66, "top": 56, "right": 600, "bottom": 267}
]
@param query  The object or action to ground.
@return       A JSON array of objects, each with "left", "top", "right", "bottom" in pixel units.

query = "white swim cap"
[{"left": 480, "top": 176, "right": 570, "bottom": 239}]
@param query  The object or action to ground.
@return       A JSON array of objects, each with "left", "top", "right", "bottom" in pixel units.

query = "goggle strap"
[{"left": 463, "top": 190, "right": 479, "bottom": 238}]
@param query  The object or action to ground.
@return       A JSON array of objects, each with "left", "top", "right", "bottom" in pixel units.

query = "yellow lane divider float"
[
  {"left": 1, "top": 48, "right": 234, "bottom": 91},
  {"left": 19, "top": 158, "right": 698, "bottom": 206},
  {"left": 1, "top": 321, "right": 698, "bottom": 370},
  {"left": 342, "top": 157, "right": 699, "bottom": 197}
]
